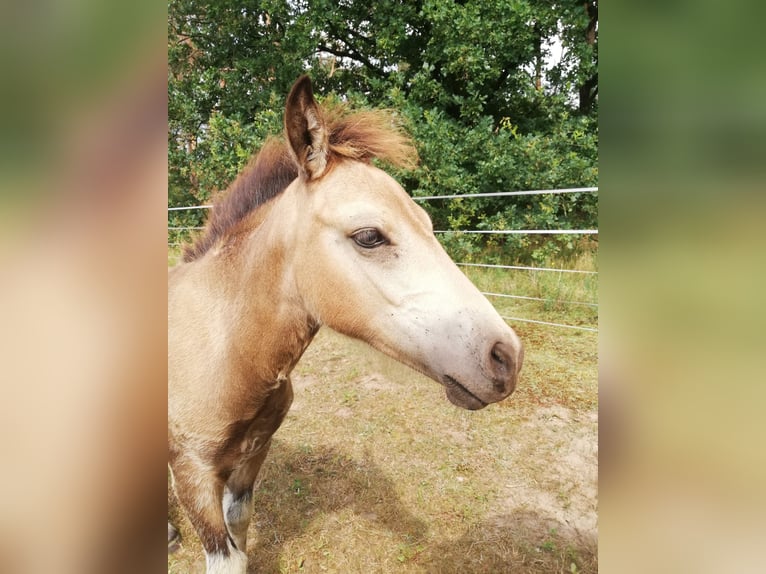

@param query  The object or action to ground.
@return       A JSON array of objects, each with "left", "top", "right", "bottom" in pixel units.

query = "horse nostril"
[
  {"left": 489, "top": 342, "right": 515, "bottom": 393},
  {"left": 491, "top": 345, "right": 507, "bottom": 368}
]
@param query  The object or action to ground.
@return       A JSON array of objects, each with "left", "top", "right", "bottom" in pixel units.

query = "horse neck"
[{"left": 210, "top": 197, "right": 318, "bottom": 382}]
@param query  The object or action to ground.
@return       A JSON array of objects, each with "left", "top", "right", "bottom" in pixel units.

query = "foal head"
[{"left": 280, "top": 76, "right": 523, "bottom": 409}]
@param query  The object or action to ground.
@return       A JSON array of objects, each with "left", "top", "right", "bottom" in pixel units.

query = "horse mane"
[{"left": 182, "top": 99, "right": 418, "bottom": 263}]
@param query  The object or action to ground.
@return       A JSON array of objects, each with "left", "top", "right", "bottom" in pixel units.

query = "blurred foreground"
[
  {"left": 601, "top": 1, "right": 766, "bottom": 572},
  {"left": 0, "top": 3, "right": 167, "bottom": 572}
]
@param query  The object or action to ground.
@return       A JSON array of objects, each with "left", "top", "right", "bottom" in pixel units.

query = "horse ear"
[{"left": 284, "top": 75, "right": 328, "bottom": 180}]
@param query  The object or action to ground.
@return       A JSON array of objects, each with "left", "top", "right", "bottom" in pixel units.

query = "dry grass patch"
[{"left": 169, "top": 319, "right": 597, "bottom": 573}]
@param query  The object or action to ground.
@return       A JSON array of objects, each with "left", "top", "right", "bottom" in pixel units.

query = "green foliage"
[
  {"left": 408, "top": 105, "right": 597, "bottom": 263},
  {"left": 168, "top": 0, "right": 598, "bottom": 263}
]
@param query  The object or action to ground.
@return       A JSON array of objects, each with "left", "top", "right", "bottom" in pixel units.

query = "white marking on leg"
[
  {"left": 205, "top": 542, "right": 248, "bottom": 574},
  {"left": 223, "top": 487, "right": 248, "bottom": 524},
  {"left": 223, "top": 486, "right": 252, "bottom": 552}
]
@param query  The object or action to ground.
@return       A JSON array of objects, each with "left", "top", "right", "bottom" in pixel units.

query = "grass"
[
  {"left": 461, "top": 250, "right": 598, "bottom": 333},
  {"left": 168, "top": 248, "right": 598, "bottom": 573}
]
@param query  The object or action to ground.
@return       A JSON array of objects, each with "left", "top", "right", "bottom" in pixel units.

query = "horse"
[{"left": 168, "top": 75, "right": 524, "bottom": 574}]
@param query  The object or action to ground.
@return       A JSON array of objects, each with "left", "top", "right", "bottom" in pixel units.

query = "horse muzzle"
[{"left": 441, "top": 338, "right": 524, "bottom": 410}]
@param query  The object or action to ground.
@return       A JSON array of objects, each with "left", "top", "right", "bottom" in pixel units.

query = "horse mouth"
[{"left": 443, "top": 375, "right": 488, "bottom": 410}]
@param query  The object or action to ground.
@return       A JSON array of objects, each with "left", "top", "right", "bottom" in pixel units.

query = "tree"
[{"left": 168, "top": 0, "right": 598, "bottom": 263}]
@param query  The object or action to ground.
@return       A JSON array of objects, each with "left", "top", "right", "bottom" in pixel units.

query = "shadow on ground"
[
  {"left": 169, "top": 440, "right": 596, "bottom": 573},
  {"left": 169, "top": 439, "right": 428, "bottom": 573}
]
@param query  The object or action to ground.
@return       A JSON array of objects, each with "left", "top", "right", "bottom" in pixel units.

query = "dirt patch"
[
  {"left": 291, "top": 373, "right": 319, "bottom": 392},
  {"left": 333, "top": 406, "right": 354, "bottom": 418},
  {"left": 357, "top": 373, "right": 391, "bottom": 392},
  {"left": 498, "top": 406, "right": 598, "bottom": 542}
]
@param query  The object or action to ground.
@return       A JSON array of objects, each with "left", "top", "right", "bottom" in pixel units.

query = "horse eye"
[{"left": 351, "top": 228, "right": 387, "bottom": 248}]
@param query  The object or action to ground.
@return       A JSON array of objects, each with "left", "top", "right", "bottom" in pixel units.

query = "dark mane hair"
[
  {"left": 181, "top": 139, "right": 296, "bottom": 262},
  {"left": 182, "top": 99, "right": 418, "bottom": 263}
]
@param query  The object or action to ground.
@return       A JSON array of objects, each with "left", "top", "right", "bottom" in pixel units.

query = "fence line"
[
  {"left": 456, "top": 262, "right": 596, "bottom": 274},
  {"left": 166, "top": 187, "right": 599, "bottom": 213},
  {"left": 483, "top": 292, "right": 598, "bottom": 308},
  {"left": 502, "top": 315, "right": 598, "bottom": 332},
  {"left": 434, "top": 229, "right": 597, "bottom": 235},
  {"left": 412, "top": 186, "right": 597, "bottom": 201},
  {"left": 168, "top": 205, "right": 212, "bottom": 211}
]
